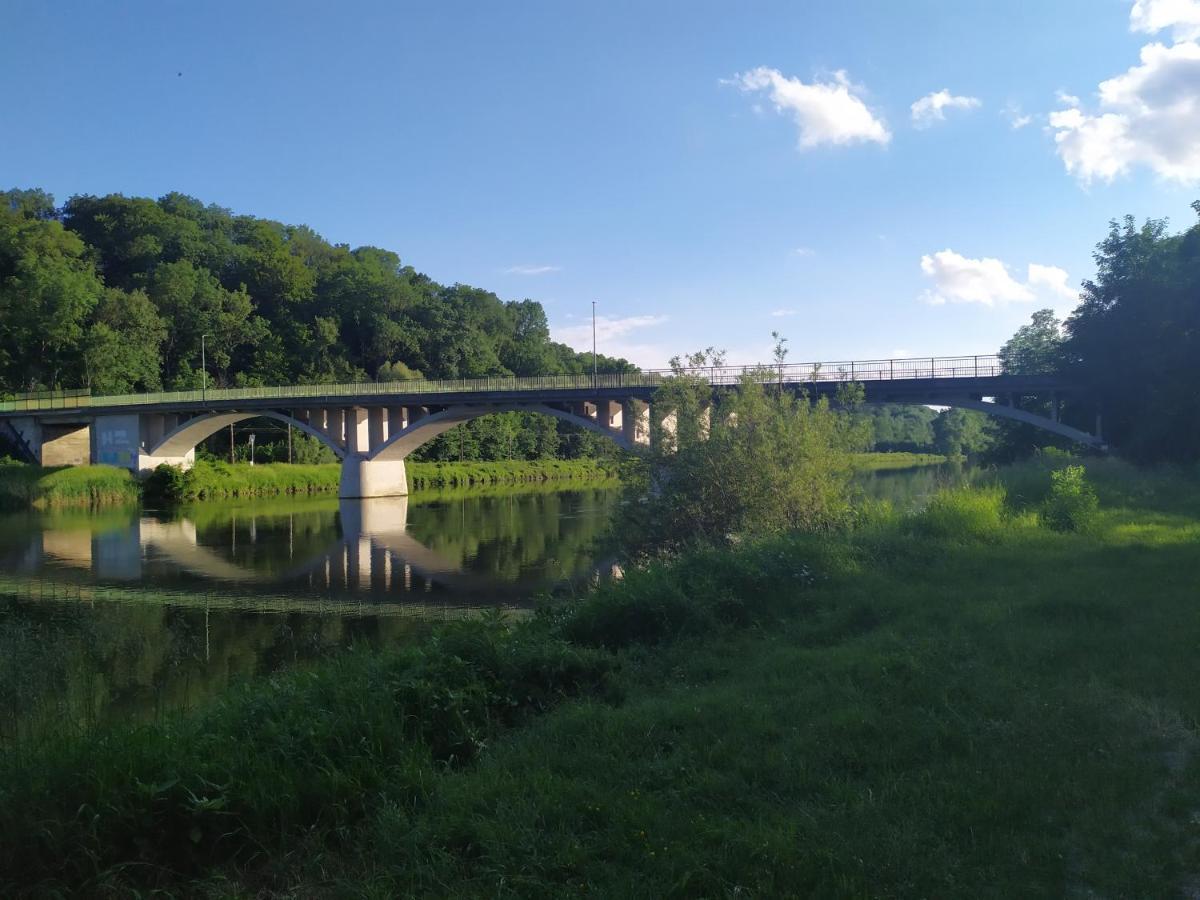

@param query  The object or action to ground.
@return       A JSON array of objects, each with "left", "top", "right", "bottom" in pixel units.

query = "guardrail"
[{"left": 0, "top": 355, "right": 1004, "bottom": 412}]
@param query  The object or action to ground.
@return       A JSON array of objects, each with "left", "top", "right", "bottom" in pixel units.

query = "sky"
[{"left": 3, "top": 0, "right": 1198, "bottom": 368}]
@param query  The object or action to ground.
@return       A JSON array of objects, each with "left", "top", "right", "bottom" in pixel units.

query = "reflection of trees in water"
[
  {"left": 405, "top": 489, "right": 620, "bottom": 582},
  {"left": 856, "top": 462, "right": 970, "bottom": 510},
  {"left": 0, "top": 596, "right": 426, "bottom": 745},
  {"left": 180, "top": 500, "right": 343, "bottom": 577}
]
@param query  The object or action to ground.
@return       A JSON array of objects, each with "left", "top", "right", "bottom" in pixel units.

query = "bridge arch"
[
  {"left": 150, "top": 410, "right": 346, "bottom": 460},
  {"left": 370, "top": 402, "right": 634, "bottom": 461},
  {"left": 874, "top": 398, "right": 1103, "bottom": 448}
]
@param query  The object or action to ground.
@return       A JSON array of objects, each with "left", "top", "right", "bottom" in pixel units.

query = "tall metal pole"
[
  {"left": 201, "top": 333, "right": 209, "bottom": 400},
  {"left": 592, "top": 300, "right": 597, "bottom": 387}
]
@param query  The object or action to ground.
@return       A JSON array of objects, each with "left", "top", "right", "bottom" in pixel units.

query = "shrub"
[
  {"left": 143, "top": 462, "right": 188, "bottom": 504},
  {"left": 1041, "top": 464, "right": 1099, "bottom": 532},
  {"left": 910, "top": 485, "right": 1007, "bottom": 541}
]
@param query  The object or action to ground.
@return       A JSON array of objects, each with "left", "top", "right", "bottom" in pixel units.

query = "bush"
[
  {"left": 910, "top": 486, "right": 1007, "bottom": 541},
  {"left": 1041, "top": 465, "right": 1100, "bottom": 533},
  {"left": 143, "top": 462, "right": 188, "bottom": 504}
]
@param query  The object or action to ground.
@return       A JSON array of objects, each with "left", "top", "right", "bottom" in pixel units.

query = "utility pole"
[
  {"left": 592, "top": 300, "right": 598, "bottom": 388},
  {"left": 200, "top": 333, "right": 210, "bottom": 400},
  {"left": 229, "top": 423, "right": 235, "bottom": 464},
  {"left": 287, "top": 423, "right": 293, "bottom": 464}
]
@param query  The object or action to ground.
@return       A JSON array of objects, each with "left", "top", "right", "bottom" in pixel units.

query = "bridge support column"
[
  {"left": 339, "top": 456, "right": 408, "bottom": 499},
  {"left": 387, "top": 407, "right": 407, "bottom": 435},
  {"left": 368, "top": 407, "right": 387, "bottom": 450},
  {"left": 622, "top": 400, "right": 649, "bottom": 446},
  {"left": 327, "top": 409, "right": 346, "bottom": 449}
]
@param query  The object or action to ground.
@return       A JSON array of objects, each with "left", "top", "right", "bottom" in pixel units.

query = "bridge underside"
[
  {"left": 1, "top": 373, "right": 1103, "bottom": 498},
  {"left": 73, "top": 399, "right": 652, "bottom": 498}
]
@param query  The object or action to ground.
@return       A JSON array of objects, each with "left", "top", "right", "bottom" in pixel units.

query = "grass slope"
[
  {"left": 0, "top": 462, "right": 139, "bottom": 509},
  {"left": 1, "top": 459, "right": 1198, "bottom": 896}
]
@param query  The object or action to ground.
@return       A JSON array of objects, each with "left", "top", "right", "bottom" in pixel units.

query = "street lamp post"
[
  {"left": 200, "top": 333, "right": 211, "bottom": 401},
  {"left": 591, "top": 300, "right": 597, "bottom": 387},
  {"left": 249, "top": 433, "right": 256, "bottom": 467}
]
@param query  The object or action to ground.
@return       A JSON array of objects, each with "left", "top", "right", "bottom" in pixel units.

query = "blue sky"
[{"left": 3, "top": 0, "right": 1198, "bottom": 368}]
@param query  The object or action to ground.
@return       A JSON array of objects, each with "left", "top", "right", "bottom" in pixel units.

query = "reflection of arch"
[
  {"left": 64, "top": 500, "right": 479, "bottom": 589},
  {"left": 937, "top": 398, "right": 1104, "bottom": 447},
  {"left": 371, "top": 403, "right": 633, "bottom": 461},
  {"left": 151, "top": 411, "right": 345, "bottom": 459}
]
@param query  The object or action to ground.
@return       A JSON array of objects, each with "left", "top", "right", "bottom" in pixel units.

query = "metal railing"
[{"left": 0, "top": 355, "right": 1003, "bottom": 413}]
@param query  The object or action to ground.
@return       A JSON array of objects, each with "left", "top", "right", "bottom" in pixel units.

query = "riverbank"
[
  {"left": 0, "top": 454, "right": 926, "bottom": 508},
  {"left": 0, "top": 461, "right": 139, "bottom": 509},
  {"left": 853, "top": 450, "right": 947, "bottom": 470},
  {"left": 0, "top": 458, "right": 624, "bottom": 507},
  {"left": 1, "top": 458, "right": 1197, "bottom": 895}
]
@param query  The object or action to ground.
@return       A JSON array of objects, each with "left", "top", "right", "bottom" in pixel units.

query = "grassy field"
[
  {"left": 0, "top": 457, "right": 1197, "bottom": 895},
  {"left": 0, "top": 461, "right": 139, "bottom": 509}
]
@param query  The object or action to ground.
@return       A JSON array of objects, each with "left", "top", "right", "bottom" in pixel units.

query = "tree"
[
  {"left": 987, "top": 309, "right": 1070, "bottom": 462},
  {"left": 1000, "top": 308, "right": 1062, "bottom": 375},
  {"left": 0, "top": 206, "right": 104, "bottom": 389},
  {"left": 83, "top": 288, "right": 167, "bottom": 393},
  {"left": 933, "top": 408, "right": 994, "bottom": 458},
  {"left": 1061, "top": 207, "right": 1200, "bottom": 462}
]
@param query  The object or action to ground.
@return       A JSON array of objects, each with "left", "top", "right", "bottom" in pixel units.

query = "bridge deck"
[{"left": 0, "top": 355, "right": 1075, "bottom": 419}]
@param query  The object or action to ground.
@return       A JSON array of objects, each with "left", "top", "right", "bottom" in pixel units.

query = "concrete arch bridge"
[{"left": 0, "top": 354, "right": 1102, "bottom": 497}]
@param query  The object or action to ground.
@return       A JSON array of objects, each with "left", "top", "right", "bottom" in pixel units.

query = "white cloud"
[
  {"left": 551, "top": 314, "right": 670, "bottom": 368},
  {"left": 1049, "top": 39, "right": 1200, "bottom": 183},
  {"left": 919, "top": 252, "right": 1079, "bottom": 313},
  {"left": 920, "top": 250, "right": 1034, "bottom": 306},
  {"left": 1131, "top": 0, "right": 1200, "bottom": 39},
  {"left": 505, "top": 264, "right": 561, "bottom": 275},
  {"left": 1026, "top": 263, "right": 1078, "bottom": 302},
  {"left": 1003, "top": 102, "right": 1034, "bottom": 129},
  {"left": 1055, "top": 89, "right": 1081, "bottom": 106},
  {"left": 770, "top": 308, "right": 799, "bottom": 317},
  {"left": 910, "top": 89, "right": 981, "bottom": 127},
  {"left": 791, "top": 246, "right": 815, "bottom": 257},
  {"left": 728, "top": 66, "right": 890, "bottom": 148}
]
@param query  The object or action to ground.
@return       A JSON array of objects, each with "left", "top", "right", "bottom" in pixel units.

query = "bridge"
[{"left": 0, "top": 354, "right": 1102, "bottom": 498}]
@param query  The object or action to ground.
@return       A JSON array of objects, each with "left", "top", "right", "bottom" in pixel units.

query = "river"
[{"left": 0, "top": 464, "right": 965, "bottom": 743}]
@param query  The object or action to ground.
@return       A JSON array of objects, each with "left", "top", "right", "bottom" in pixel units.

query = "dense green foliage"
[
  {"left": 1060, "top": 204, "right": 1200, "bottom": 462},
  {"left": 990, "top": 203, "right": 1200, "bottom": 464},
  {"left": 144, "top": 459, "right": 620, "bottom": 503},
  {"left": 621, "top": 350, "right": 870, "bottom": 551},
  {"left": 0, "top": 461, "right": 139, "bottom": 509},
  {"left": 1, "top": 460, "right": 1198, "bottom": 895},
  {"left": 0, "top": 189, "right": 630, "bottom": 393},
  {"left": 1041, "top": 464, "right": 1100, "bottom": 533},
  {"left": 407, "top": 458, "right": 621, "bottom": 491}
]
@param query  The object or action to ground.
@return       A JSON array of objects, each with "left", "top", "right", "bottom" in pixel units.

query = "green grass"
[
  {"left": 2, "top": 459, "right": 1199, "bottom": 896},
  {"left": 853, "top": 451, "right": 948, "bottom": 470},
  {"left": 177, "top": 459, "right": 621, "bottom": 500},
  {"left": 0, "top": 461, "right": 139, "bottom": 509},
  {"left": 407, "top": 458, "right": 621, "bottom": 491}
]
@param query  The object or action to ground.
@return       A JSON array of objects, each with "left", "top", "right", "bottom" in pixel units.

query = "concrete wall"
[
  {"left": 40, "top": 423, "right": 90, "bottom": 466},
  {"left": 93, "top": 414, "right": 142, "bottom": 469}
]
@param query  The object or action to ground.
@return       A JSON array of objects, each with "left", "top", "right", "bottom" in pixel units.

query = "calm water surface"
[
  {"left": 0, "top": 487, "right": 620, "bottom": 741},
  {"left": 0, "top": 465, "right": 963, "bottom": 740}
]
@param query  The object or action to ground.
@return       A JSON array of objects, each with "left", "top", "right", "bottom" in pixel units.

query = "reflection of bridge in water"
[{"left": 32, "top": 498, "right": 500, "bottom": 596}]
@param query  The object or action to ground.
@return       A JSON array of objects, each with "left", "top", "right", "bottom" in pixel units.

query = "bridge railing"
[{"left": 0, "top": 355, "right": 1003, "bottom": 412}]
